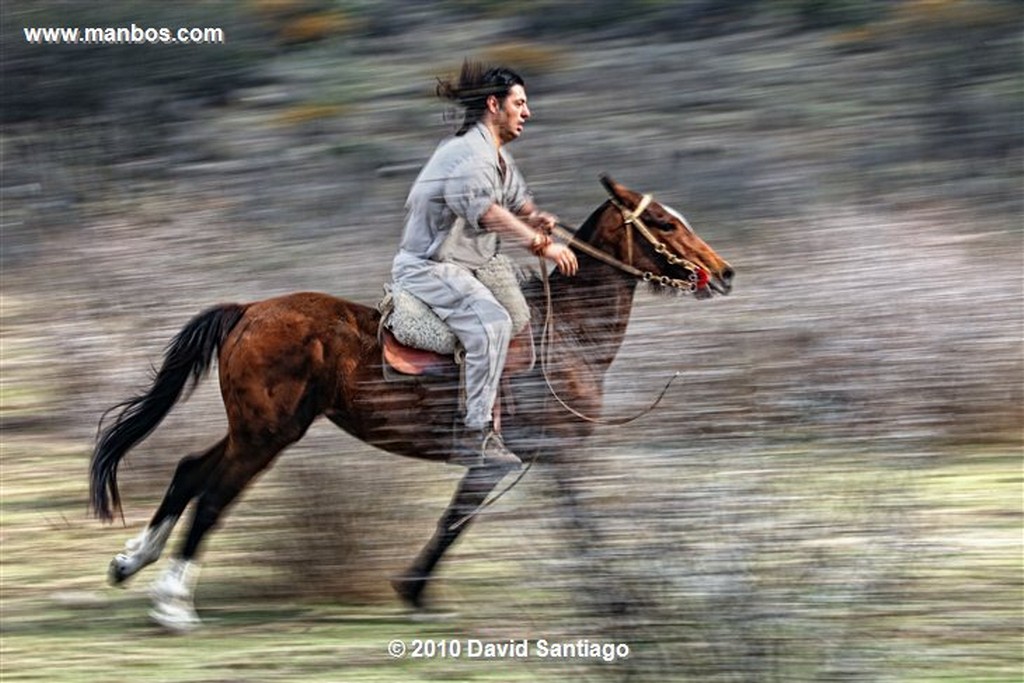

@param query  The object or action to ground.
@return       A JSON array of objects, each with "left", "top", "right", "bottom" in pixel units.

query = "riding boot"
[{"left": 451, "top": 427, "right": 522, "bottom": 468}]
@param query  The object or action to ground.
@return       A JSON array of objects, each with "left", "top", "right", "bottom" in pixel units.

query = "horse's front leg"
[
  {"left": 548, "top": 459, "right": 640, "bottom": 618},
  {"left": 392, "top": 463, "right": 512, "bottom": 609}
]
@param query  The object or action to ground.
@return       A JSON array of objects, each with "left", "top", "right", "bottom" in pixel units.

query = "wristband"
[{"left": 529, "top": 232, "right": 551, "bottom": 256}]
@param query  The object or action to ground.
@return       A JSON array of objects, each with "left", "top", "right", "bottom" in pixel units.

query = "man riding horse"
[
  {"left": 90, "top": 60, "right": 735, "bottom": 630},
  {"left": 391, "top": 61, "right": 578, "bottom": 468}
]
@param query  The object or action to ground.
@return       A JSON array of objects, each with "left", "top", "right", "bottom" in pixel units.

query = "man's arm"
[
  {"left": 479, "top": 203, "right": 577, "bottom": 275},
  {"left": 481, "top": 203, "right": 540, "bottom": 244},
  {"left": 516, "top": 201, "right": 558, "bottom": 234}
]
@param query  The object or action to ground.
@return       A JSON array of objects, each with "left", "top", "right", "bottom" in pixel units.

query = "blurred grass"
[
  {"left": 0, "top": 438, "right": 539, "bottom": 682},
  {"left": 1, "top": 431, "right": 1019, "bottom": 681}
]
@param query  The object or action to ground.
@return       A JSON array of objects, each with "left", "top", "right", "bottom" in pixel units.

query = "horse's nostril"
[{"left": 722, "top": 267, "right": 735, "bottom": 282}]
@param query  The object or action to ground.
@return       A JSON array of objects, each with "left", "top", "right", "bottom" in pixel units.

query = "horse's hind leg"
[
  {"left": 108, "top": 438, "right": 227, "bottom": 586},
  {"left": 148, "top": 437, "right": 283, "bottom": 631},
  {"left": 392, "top": 463, "right": 512, "bottom": 609}
]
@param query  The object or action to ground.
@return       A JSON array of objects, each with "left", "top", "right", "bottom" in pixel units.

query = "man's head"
[{"left": 437, "top": 61, "right": 529, "bottom": 142}]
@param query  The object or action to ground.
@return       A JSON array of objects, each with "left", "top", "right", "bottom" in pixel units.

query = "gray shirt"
[{"left": 396, "top": 123, "right": 531, "bottom": 270}]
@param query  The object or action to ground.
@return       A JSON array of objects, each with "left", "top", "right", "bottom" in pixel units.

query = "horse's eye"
[{"left": 655, "top": 219, "right": 676, "bottom": 233}]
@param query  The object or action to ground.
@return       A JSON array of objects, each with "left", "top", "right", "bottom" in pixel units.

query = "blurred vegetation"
[
  {"left": 5, "top": 0, "right": 1019, "bottom": 176},
  {"left": 3, "top": 2, "right": 274, "bottom": 123},
  {"left": 2, "top": 0, "right": 1021, "bottom": 681}
]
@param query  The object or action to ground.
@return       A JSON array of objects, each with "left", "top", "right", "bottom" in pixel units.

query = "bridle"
[{"left": 551, "top": 192, "right": 707, "bottom": 293}]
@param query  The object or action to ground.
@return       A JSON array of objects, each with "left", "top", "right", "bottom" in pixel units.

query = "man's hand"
[
  {"left": 543, "top": 242, "right": 578, "bottom": 276},
  {"left": 525, "top": 210, "right": 558, "bottom": 235}
]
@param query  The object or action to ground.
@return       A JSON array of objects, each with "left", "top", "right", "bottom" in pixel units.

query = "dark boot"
[{"left": 452, "top": 428, "right": 522, "bottom": 468}]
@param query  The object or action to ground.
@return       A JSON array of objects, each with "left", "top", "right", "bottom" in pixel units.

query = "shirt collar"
[
  {"left": 471, "top": 122, "right": 508, "bottom": 166},
  {"left": 472, "top": 121, "right": 495, "bottom": 146}
]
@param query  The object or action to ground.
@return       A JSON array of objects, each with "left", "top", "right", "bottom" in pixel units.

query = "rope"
[{"left": 538, "top": 256, "right": 680, "bottom": 426}]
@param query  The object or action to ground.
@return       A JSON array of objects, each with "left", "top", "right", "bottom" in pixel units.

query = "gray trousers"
[{"left": 392, "top": 251, "right": 512, "bottom": 430}]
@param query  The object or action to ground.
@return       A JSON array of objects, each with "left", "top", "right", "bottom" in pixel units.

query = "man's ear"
[{"left": 486, "top": 94, "right": 500, "bottom": 114}]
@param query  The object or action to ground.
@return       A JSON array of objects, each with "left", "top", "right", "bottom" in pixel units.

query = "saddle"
[
  {"left": 379, "top": 323, "right": 534, "bottom": 434},
  {"left": 377, "top": 254, "right": 535, "bottom": 379},
  {"left": 381, "top": 325, "right": 535, "bottom": 377}
]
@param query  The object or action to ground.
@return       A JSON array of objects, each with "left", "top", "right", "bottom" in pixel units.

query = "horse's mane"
[{"left": 569, "top": 200, "right": 611, "bottom": 246}]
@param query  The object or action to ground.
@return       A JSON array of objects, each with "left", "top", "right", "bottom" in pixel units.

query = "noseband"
[{"left": 553, "top": 194, "right": 703, "bottom": 292}]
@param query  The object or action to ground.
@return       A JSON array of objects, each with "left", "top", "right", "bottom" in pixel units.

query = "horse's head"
[{"left": 591, "top": 175, "right": 734, "bottom": 298}]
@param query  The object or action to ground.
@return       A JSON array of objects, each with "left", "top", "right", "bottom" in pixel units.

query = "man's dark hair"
[{"left": 436, "top": 60, "right": 525, "bottom": 136}]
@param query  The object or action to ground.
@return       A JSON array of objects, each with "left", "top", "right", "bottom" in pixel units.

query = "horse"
[{"left": 89, "top": 175, "right": 734, "bottom": 630}]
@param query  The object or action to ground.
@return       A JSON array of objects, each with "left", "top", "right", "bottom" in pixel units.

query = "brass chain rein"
[
  {"left": 551, "top": 193, "right": 701, "bottom": 293},
  {"left": 612, "top": 193, "right": 702, "bottom": 292}
]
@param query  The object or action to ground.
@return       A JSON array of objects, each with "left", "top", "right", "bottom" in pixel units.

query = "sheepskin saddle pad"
[{"left": 378, "top": 254, "right": 533, "bottom": 376}]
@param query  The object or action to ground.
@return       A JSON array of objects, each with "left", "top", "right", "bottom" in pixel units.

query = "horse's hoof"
[
  {"left": 389, "top": 575, "right": 425, "bottom": 610},
  {"left": 149, "top": 601, "right": 201, "bottom": 633},
  {"left": 108, "top": 555, "right": 133, "bottom": 586}
]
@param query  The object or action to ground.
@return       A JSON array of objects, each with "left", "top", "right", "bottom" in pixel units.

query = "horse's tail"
[{"left": 90, "top": 303, "right": 247, "bottom": 522}]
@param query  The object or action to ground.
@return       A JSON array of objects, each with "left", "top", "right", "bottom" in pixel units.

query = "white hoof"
[
  {"left": 147, "top": 558, "right": 201, "bottom": 632},
  {"left": 109, "top": 552, "right": 150, "bottom": 586},
  {"left": 149, "top": 600, "right": 201, "bottom": 633},
  {"left": 109, "top": 554, "right": 131, "bottom": 585},
  {"left": 149, "top": 572, "right": 192, "bottom": 602},
  {"left": 109, "top": 519, "right": 177, "bottom": 586}
]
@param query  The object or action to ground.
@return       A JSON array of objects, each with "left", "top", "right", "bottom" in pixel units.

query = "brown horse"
[{"left": 90, "top": 175, "right": 733, "bottom": 630}]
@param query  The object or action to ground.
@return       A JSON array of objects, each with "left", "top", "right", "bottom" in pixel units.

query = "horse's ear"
[
  {"left": 599, "top": 173, "right": 617, "bottom": 195},
  {"left": 599, "top": 174, "right": 628, "bottom": 202}
]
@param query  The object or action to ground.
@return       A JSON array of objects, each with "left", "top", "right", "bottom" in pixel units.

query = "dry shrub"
[
  {"left": 263, "top": 436, "right": 454, "bottom": 605},
  {"left": 830, "top": 0, "right": 1015, "bottom": 49},
  {"left": 829, "top": 25, "right": 883, "bottom": 51},
  {"left": 249, "top": 0, "right": 324, "bottom": 21},
  {"left": 272, "top": 465, "right": 405, "bottom": 603},
  {"left": 893, "top": 0, "right": 1012, "bottom": 25}
]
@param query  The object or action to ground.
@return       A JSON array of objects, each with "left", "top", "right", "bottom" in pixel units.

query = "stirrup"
[
  {"left": 451, "top": 429, "right": 522, "bottom": 468},
  {"left": 478, "top": 430, "right": 522, "bottom": 469}
]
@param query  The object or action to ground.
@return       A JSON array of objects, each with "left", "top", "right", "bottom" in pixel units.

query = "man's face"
[{"left": 492, "top": 84, "right": 530, "bottom": 144}]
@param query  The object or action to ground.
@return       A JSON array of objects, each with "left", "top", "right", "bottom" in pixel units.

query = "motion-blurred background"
[{"left": 2, "top": 1, "right": 1021, "bottom": 681}]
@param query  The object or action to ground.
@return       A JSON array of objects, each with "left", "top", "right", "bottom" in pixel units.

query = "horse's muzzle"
[{"left": 701, "top": 266, "right": 733, "bottom": 297}]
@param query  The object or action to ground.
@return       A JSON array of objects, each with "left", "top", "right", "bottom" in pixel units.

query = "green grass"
[
  {"left": 1, "top": 432, "right": 1020, "bottom": 682},
  {"left": 2, "top": 602, "right": 552, "bottom": 682},
  {"left": 0, "top": 438, "right": 569, "bottom": 681}
]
